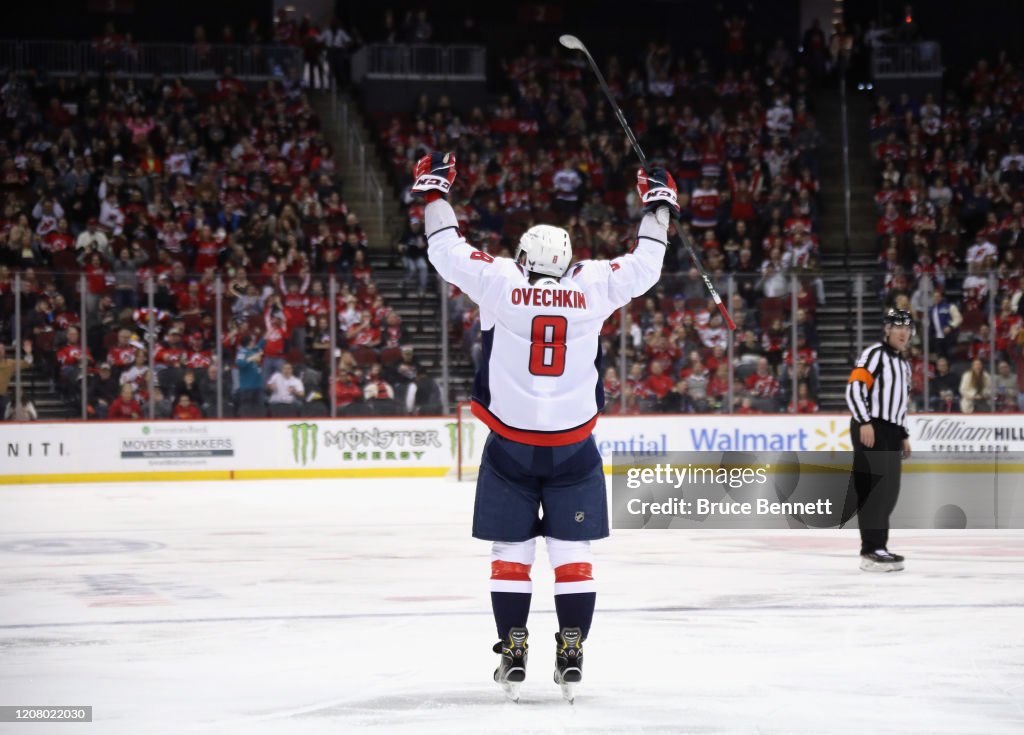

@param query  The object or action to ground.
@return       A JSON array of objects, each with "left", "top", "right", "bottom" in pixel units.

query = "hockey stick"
[{"left": 559, "top": 34, "right": 737, "bottom": 331}]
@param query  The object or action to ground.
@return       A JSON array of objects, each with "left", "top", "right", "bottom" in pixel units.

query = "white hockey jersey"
[{"left": 426, "top": 199, "right": 667, "bottom": 445}]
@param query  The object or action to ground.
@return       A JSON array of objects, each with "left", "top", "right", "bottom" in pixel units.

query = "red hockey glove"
[
  {"left": 636, "top": 167, "right": 679, "bottom": 214},
  {"left": 411, "top": 152, "right": 457, "bottom": 203}
]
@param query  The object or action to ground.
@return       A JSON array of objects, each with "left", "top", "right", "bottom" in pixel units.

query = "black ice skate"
[
  {"left": 493, "top": 627, "right": 528, "bottom": 702},
  {"left": 553, "top": 627, "right": 583, "bottom": 703},
  {"left": 860, "top": 549, "right": 905, "bottom": 572}
]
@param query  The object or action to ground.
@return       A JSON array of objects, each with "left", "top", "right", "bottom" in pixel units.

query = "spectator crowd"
[
  {"left": 870, "top": 51, "right": 1024, "bottom": 412},
  {"left": 0, "top": 64, "right": 441, "bottom": 420}
]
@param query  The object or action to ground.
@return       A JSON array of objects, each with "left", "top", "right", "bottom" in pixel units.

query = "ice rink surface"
[{"left": 1, "top": 478, "right": 1023, "bottom": 735}]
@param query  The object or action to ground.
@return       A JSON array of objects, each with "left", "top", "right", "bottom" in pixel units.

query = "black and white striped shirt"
[{"left": 845, "top": 341, "right": 911, "bottom": 433}]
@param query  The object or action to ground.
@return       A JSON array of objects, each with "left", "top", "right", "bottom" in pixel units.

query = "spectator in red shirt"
[
  {"left": 347, "top": 312, "right": 381, "bottom": 350},
  {"left": 363, "top": 363, "right": 398, "bottom": 414},
  {"left": 79, "top": 251, "right": 108, "bottom": 316},
  {"left": 602, "top": 367, "right": 622, "bottom": 408},
  {"left": 192, "top": 225, "right": 224, "bottom": 272},
  {"left": 172, "top": 394, "right": 203, "bottom": 420},
  {"left": 42, "top": 218, "right": 75, "bottom": 255},
  {"left": 334, "top": 367, "right": 363, "bottom": 414},
  {"left": 745, "top": 357, "right": 780, "bottom": 412},
  {"left": 279, "top": 276, "right": 310, "bottom": 351},
  {"left": 107, "top": 384, "right": 142, "bottom": 420},
  {"left": 876, "top": 202, "right": 907, "bottom": 238},
  {"left": 261, "top": 303, "right": 291, "bottom": 381},
  {"left": 788, "top": 383, "right": 819, "bottom": 413},
  {"left": 107, "top": 329, "right": 139, "bottom": 376},
  {"left": 736, "top": 396, "right": 762, "bottom": 414},
  {"left": 643, "top": 361, "right": 676, "bottom": 412},
  {"left": 707, "top": 364, "right": 730, "bottom": 409}
]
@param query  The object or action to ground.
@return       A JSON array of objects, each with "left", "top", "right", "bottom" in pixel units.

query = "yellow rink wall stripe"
[
  {"left": 234, "top": 467, "right": 448, "bottom": 480},
  {"left": 0, "top": 467, "right": 451, "bottom": 485},
  {"left": 0, "top": 471, "right": 233, "bottom": 485},
  {"left": 2, "top": 464, "right": 1023, "bottom": 486}
]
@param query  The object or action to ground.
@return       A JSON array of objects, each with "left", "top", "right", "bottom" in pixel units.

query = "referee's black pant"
[{"left": 847, "top": 418, "right": 903, "bottom": 554}]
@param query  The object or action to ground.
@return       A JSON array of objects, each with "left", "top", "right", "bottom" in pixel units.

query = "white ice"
[{"left": 1, "top": 478, "right": 1023, "bottom": 735}]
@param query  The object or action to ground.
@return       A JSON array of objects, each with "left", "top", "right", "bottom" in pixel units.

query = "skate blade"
[
  {"left": 860, "top": 558, "right": 904, "bottom": 572},
  {"left": 500, "top": 680, "right": 522, "bottom": 703},
  {"left": 555, "top": 667, "right": 581, "bottom": 703}
]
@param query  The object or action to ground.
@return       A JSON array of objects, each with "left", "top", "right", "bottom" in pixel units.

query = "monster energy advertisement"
[{"left": 287, "top": 422, "right": 445, "bottom": 466}]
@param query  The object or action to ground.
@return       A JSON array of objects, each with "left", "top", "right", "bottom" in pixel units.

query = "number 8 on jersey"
[{"left": 529, "top": 316, "right": 567, "bottom": 376}]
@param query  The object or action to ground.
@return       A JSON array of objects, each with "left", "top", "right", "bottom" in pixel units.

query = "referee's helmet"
[{"left": 883, "top": 308, "right": 915, "bottom": 337}]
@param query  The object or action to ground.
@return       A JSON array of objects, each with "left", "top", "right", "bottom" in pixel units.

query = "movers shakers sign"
[{"left": 120, "top": 424, "right": 235, "bottom": 463}]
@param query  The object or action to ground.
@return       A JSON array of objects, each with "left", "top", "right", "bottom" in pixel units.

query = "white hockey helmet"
[{"left": 515, "top": 224, "right": 572, "bottom": 278}]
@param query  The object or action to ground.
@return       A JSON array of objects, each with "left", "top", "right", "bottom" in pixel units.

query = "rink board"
[{"left": 1, "top": 414, "right": 1023, "bottom": 487}]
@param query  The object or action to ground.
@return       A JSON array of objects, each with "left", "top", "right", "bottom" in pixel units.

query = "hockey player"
[{"left": 414, "top": 151, "right": 675, "bottom": 701}]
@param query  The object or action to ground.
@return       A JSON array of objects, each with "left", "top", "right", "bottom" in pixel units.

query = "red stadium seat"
[
  {"left": 102, "top": 330, "right": 120, "bottom": 352},
  {"left": 960, "top": 309, "right": 986, "bottom": 335},
  {"left": 285, "top": 348, "right": 306, "bottom": 366},
  {"left": 353, "top": 347, "right": 378, "bottom": 366},
  {"left": 380, "top": 347, "right": 402, "bottom": 367}
]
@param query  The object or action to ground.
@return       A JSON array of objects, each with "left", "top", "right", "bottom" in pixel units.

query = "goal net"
[{"left": 450, "top": 402, "right": 489, "bottom": 481}]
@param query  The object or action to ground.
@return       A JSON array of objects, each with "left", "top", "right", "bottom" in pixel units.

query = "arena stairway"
[
  {"left": 815, "top": 84, "right": 883, "bottom": 411},
  {"left": 312, "top": 88, "right": 477, "bottom": 408},
  {"left": 10, "top": 364, "right": 74, "bottom": 419}
]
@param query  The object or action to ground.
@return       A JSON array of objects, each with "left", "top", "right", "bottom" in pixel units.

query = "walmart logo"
[
  {"left": 288, "top": 423, "right": 318, "bottom": 465},
  {"left": 813, "top": 419, "right": 851, "bottom": 451}
]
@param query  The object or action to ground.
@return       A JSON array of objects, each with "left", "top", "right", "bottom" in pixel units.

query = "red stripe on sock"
[
  {"left": 491, "top": 560, "right": 532, "bottom": 581},
  {"left": 554, "top": 562, "right": 593, "bottom": 583}
]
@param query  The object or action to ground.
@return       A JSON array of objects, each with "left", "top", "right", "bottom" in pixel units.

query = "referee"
[{"left": 844, "top": 308, "right": 914, "bottom": 572}]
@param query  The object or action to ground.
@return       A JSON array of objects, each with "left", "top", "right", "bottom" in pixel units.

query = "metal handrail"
[
  {"left": 871, "top": 42, "right": 943, "bottom": 78},
  {"left": 328, "top": 79, "right": 385, "bottom": 244},
  {"left": 351, "top": 43, "right": 485, "bottom": 82}
]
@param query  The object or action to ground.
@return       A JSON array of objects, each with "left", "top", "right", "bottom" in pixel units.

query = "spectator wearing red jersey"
[
  {"left": 707, "top": 364, "right": 730, "bottom": 410},
  {"left": 736, "top": 396, "right": 762, "bottom": 414},
  {"left": 192, "top": 225, "right": 225, "bottom": 272},
  {"left": 347, "top": 312, "right": 381, "bottom": 350},
  {"left": 690, "top": 176, "right": 720, "bottom": 230},
  {"left": 184, "top": 332, "right": 213, "bottom": 370},
  {"left": 602, "top": 367, "right": 622, "bottom": 408},
  {"left": 876, "top": 202, "right": 907, "bottom": 239},
  {"left": 154, "top": 330, "right": 188, "bottom": 367},
  {"left": 78, "top": 251, "right": 108, "bottom": 316},
  {"left": 351, "top": 250, "right": 373, "bottom": 285},
  {"left": 380, "top": 311, "right": 405, "bottom": 350},
  {"left": 363, "top": 363, "right": 397, "bottom": 414},
  {"left": 107, "top": 384, "right": 142, "bottom": 420},
  {"left": 177, "top": 282, "right": 208, "bottom": 323},
  {"left": 788, "top": 383, "right": 819, "bottom": 413},
  {"left": 107, "top": 329, "right": 139, "bottom": 375},
  {"left": 55, "top": 326, "right": 92, "bottom": 399},
  {"left": 278, "top": 275, "right": 310, "bottom": 351},
  {"left": 172, "top": 394, "right": 203, "bottom": 420},
  {"left": 261, "top": 304, "right": 291, "bottom": 382},
  {"left": 643, "top": 361, "right": 676, "bottom": 412},
  {"left": 745, "top": 357, "right": 780, "bottom": 412},
  {"left": 334, "top": 367, "right": 363, "bottom": 414},
  {"left": 42, "top": 218, "right": 75, "bottom": 256}
]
